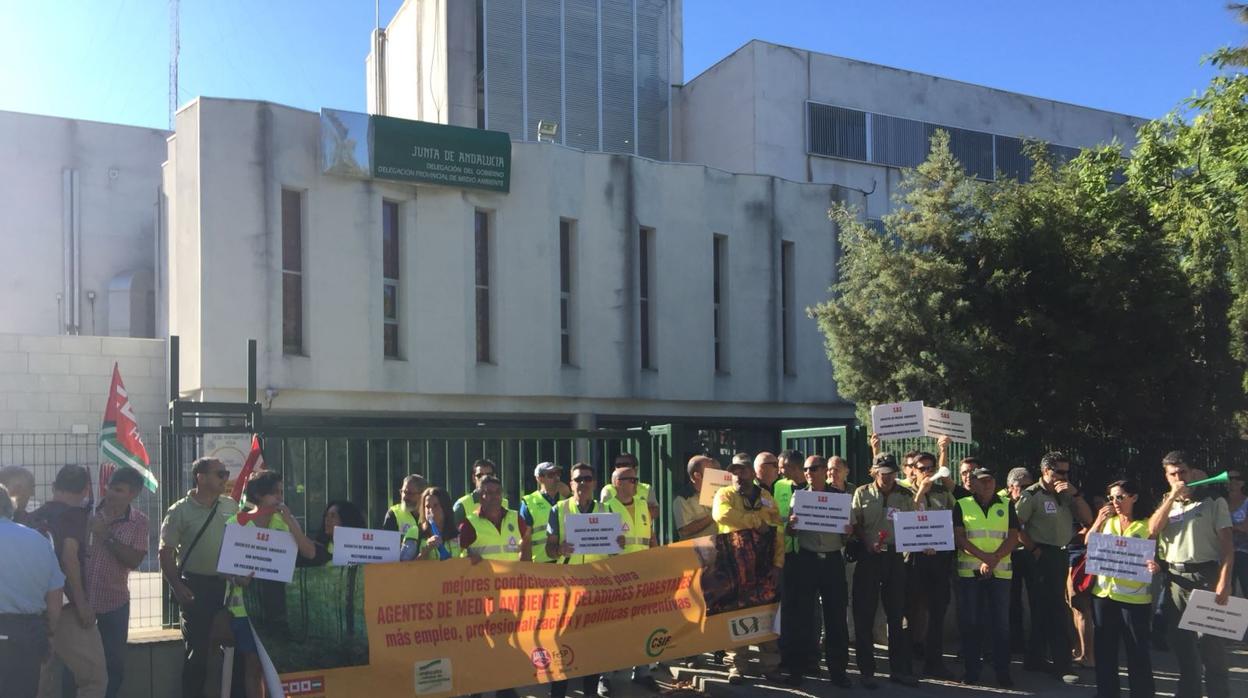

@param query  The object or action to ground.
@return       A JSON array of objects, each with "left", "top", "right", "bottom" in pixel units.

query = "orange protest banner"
[{"left": 249, "top": 531, "right": 780, "bottom": 697}]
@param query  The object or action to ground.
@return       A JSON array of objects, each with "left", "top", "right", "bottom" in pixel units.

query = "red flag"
[
  {"left": 98, "top": 363, "right": 157, "bottom": 492},
  {"left": 98, "top": 462, "right": 116, "bottom": 498},
  {"left": 231, "top": 435, "right": 266, "bottom": 502}
]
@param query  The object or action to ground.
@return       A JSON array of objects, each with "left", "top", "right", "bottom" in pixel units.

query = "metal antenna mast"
[{"left": 169, "top": 0, "right": 180, "bottom": 129}]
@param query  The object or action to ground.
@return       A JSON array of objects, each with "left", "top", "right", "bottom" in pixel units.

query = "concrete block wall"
[{"left": 0, "top": 333, "right": 166, "bottom": 433}]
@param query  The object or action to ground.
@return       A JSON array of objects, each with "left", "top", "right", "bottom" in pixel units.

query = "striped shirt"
[{"left": 84, "top": 505, "right": 149, "bottom": 614}]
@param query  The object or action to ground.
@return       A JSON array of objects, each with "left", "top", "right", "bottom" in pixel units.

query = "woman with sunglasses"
[{"left": 1086, "top": 480, "right": 1158, "bottom": 698}]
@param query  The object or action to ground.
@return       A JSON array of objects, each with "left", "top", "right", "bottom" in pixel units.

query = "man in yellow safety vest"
[
  {"left": 600, "top": 453, "right": 659, "bottom": 523},
  {"left": 381, "top": 473, "right": 426, "bottom": 537},
  {"left": 953, "top": 466, "right": 1020, "bottom": 688},
  {"left": 521, "top": 462, "right": 567, "bottom": 564},
  {"left": 454, "top": 459, "right": 510, "bottom": 527},
  {"left": 605, "top": 463, "right": 660, "bottom": 692}
]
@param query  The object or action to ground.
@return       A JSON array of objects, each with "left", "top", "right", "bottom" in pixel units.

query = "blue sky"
[{"left": 0, "top": 1, "right": 1243, "bottom": 130}]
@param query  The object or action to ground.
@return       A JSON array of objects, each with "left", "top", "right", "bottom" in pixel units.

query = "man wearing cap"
[
  {"left": 1148, "top": 451, "right": 1234, "bottom": 698},
  {"left": 954, "top": 467, "right": 1020, "bottom": 687},
  {"left": 756, "top": 451, "right": 800, "bottom": 674},
  {"left": 381, "top": 474, "right": 426, "bottom": 537},
  {"left": 782, "top": 455, "right": 853, "bottom": 688},
  {"left": 454, "top": 460, "right": 510, "bottom": 527},
  {"left": 521, "top": 462, "right": 567, "bottom": 564},
  {"left": 713, "top": 452, "right": 784, "bottom": 685},
  {"left": 1004, "top": 466, "right": 1034, "bottom": 654},
  {"left": 1015, "top": 452, "right": 1091, "bottom": 682},
  {"left": 907, "top": 449, "right": 957, "bottom": 679},
  {"left": 850, "top": 453, "right": 918, "bottom": 688}
]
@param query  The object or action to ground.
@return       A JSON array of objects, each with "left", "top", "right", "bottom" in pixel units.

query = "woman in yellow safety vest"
[
  {"left": 1086, "top": 479, "right": 1158, "bottom": 698},
  {"left": 224, "top": 471, "right": 317, "bottom": 698},
  {"left": 401, "top": 487, "right": 462, "bottom": 561}
]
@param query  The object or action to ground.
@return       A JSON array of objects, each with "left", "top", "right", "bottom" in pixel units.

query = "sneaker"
[
  {"left": 861, "top": 676, "right": 879, "bottom": 690},
  {"left": 597, "top": 677, "right": 612, "bottom": 698},
  {"left": 890, "top": 674, "right": 920, "bottom": 687},
  {"left": 630, "top": 676, "right": 659, "bottom": 692},
  {"left": 1061, "top": 673, "right": 1080, "bottom": 685}
]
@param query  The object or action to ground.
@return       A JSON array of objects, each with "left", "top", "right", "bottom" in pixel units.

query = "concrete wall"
[
  {"left": 680, "top": 41, "right": 1146, "bottom": 217},
  {"left": 0, "top": 333, "right": 165, "bottom": 433},
  {"left": 166, "top": 98, "right": 853, "bottom": 423},
  {"left": 0, "top": 110, "right": 168, "bottom": 338}
]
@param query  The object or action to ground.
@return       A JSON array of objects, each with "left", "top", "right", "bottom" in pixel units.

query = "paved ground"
[{"left": 507, "top": 641, "right": 1248, "bottom": 698}]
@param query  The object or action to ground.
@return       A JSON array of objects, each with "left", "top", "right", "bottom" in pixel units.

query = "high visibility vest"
[
  {"left": 1092, "top": 517, "right": 1152, "bottom": 605},
  {"left": 224, "top": 513, "right": 291, "bottom": 618},
  {"left": 607, "top": 498, "right": 652, "bottom": 553},
  {"left": 455, "top": 492, "right": 510, "bottom": 517},
  {"left": 402, "top": 525, "right": 462, "bottom": 559},
  {"left": 554, "top": 499, "right": 611, "bottom": 564},
  {"left": 956, "top": 496, "right": 1013, "bottom": 580},
  {"left": 772, "top": 479, "right": 798, "bottom": 554},
  {"left": 602, "top": 482, "right": 651, "bottom": 507},
  {"left": 463, "top": 509, "right": 522, "bottom": 560},
  {"left": 524, "top": 490, "right": 561, "bottom": 563},
  {"left": 389, "top": 503, "right": 420, "bottom": 537}
]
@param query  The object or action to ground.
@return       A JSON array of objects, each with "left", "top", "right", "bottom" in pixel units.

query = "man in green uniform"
[
  {"left": 381, "top": 473, "right": 426, "bottom": 537},
  {"left": 454, "top": 459, "right": 510, "bottom": 527},
  {"left": 907, "top": 450, "right": 957, "bottom": 678},
  {"left": 521, "top": 462, "right": 566, "bottom": 564},
  {"left": 1148, "top": 451, "right": 1234, "bottom": 698},
  {"left": 1015, "top": 452, "right": 1091, "bottom": 682},
  {"left": 851, "top": 453, "right": 918, "bottom": 689}
]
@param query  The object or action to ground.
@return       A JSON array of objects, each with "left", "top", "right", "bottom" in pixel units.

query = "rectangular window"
[
  {"left": 475, "top": 210, "right": 492, "bottom": 363},
  {"left": 807, "top": 103, "right": 868, "bottom": 161},
  {"left": 281, "top": 189, "right": 304, "bottom": 355},
  {"left": 559, "top": 220, "right": 575, "bottom": 366},
  {"left": 713, "top": 234, "right": 727, "bottom": 373},
  {"left": 781, "top": 241, "right": 795, "bottom": 375},
  {"left": 639, "top": 227, "right": 655, "bottom": 370},
  {"left": 382, "top": 200, "right": 400, "bottom": 358}
]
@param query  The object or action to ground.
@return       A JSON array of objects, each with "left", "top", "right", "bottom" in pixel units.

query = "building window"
[
  {"left": 281, "top": 189, "right": 304, "bottom": 355},
  {"left": 559, "top": 219, "right": 575, "bottom": 366},
  {"left": 382, "top": 200, "right": 400, "bottom": 358},
  {"left": 807, "top": 103, "right": 867, "bottom": 161},
  {"left": 781, "top": 241, "right": 795, "bottom": 376},
  {"left": 639, "top": 226, "right": 655, "bottom": 370},
  {"left": 713, "top": 234, "right": 727, "bottom": 373},
  {"left": 475, "top": 210, "right": 492, "bottom": 363}
]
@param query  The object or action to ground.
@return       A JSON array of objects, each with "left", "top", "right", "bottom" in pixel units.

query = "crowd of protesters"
[{"left": 2, "top": 441, "right": 1244, "bottom": 698}]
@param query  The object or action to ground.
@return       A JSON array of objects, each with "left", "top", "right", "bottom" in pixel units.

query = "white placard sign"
[
  {"left": 699, "top": 468, "right": 735, "bottom": 507},
  {"left": 564, "top": 512, "right": 623, "bottom": 554},
  {"left": 1085, "top": 532, "right": 1155, "bottom": 584},
  {"left": 791, "top": 490, "right": 853, "bottom": 533},
  {"left": 871, "top": 401, "right": 926, "bottom": 440},
  {"left": 922, "top": 406, "right": 973, "bottom": 444},
  {"left": 1177, "top": 589, "right": 1248, "bottom": 640},
  {"left": 217, "top": 523, "right": 298, "bottom": 583},
  {"left": 332, "top": 526, "right": 401, "bottom": 566},
  {"left": 893, "top": 510, "right": 955, "bottom": 552}
]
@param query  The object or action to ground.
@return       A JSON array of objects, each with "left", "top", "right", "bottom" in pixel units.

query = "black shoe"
[
  {"left": 890, "top": 674, "right": 920, "bottom": 687},
  {"left": 998, "top": 673, "right": 1014, "bottom": 689},
  {"left": 961, "top": 675, "right": 980, "bottom": 686},
  {"left": 630, "top": 676, "right": 659, "bottom": 692},
  {"left": 829, "top": 674, "right": 853, "bottom": 689},
  {"left": 861, "top": 676, "right": 879, "bottom": 690},
  {"left": 925, "top": 664, "right": 955, "bottom": 680},
  {"left": 597, "top": 677, "right": 612, "bottom": 698}
]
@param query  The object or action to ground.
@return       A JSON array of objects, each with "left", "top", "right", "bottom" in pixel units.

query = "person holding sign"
[
  {"left": 672, "top": 456, "right": 718, "bottom": 540},
  {"left": 308, "top": 500, "right": 366, "bottom": 564},
  {"left": 850, "top": 453, "right": 918, "bottom": 689},
  {"left": 906, "top": 447, "right": 957, "bottom": 679},
  {"left": 781, "top": 455, "right": 853, "bottom": 689},
  {"left": 401, "top": 488, "right": 460, "bottom": 561},
  {"left": 223, "top": 471, "right": 317, "bottom": 698},
  {"left": 546, "top": 463, "right": 614, "bottom": 698},
  {"left": 381, "top": 474, "right": 426, "bottom": 537},
  {"left": 1085, "top": 480, "right": 1158, "bottom": 698},
  {"left": 1148, "top": 451, "right": 1234, "bottom": 698},
  {"left": 952, "top": 467, "right": 1019, "bottom": 688}
]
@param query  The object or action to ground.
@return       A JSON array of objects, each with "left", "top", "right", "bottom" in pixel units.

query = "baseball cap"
[
  {"left": 871, "top": 453, "right": 899, "bottom": 473},
  {"left": 971, "top": 467, "right": 995, "bottom": 480},
  {"left": 533, "top": 462, "right": 561, "bottom": 478}
]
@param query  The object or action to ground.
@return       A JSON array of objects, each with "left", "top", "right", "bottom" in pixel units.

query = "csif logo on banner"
[{"left": 645, "top": 628, "right": 675, "bottom": 658}]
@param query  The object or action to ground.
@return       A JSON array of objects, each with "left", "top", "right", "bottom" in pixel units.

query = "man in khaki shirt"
[
  {"left": 850, "top": 453, "right": 917, "bottom": 689},
  {"left": 1148, "top": 451, "right": 1234, "bottom": 698},
  {"left": 672, "top": 456, "right": 718, "bottom": 540}
]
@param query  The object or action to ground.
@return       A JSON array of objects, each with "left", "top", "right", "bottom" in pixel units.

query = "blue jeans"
[
  {"left": 63, "top": 602, "right": 129, "bottom": 698},
  {"left": 956, "top": 575, "right": 1010, "bottom": 681}
]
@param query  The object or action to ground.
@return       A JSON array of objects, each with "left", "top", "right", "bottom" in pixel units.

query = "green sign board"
[{"left": 371, "top": 115, "right": 511, "bottom": 193}]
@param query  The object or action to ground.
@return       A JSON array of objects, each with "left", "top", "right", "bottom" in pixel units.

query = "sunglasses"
[
  {"left": 572, "top": 476, "right": 595, "bottom": 483},
  {"left": 616, "top": 476, "right": 639, "bottom": 483},
  {"left": 918, "top": 465, "right": 937, "bottom": 473},
  {"left": 1108, "top": 494, "right": 1130, "bottom": 501}
]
